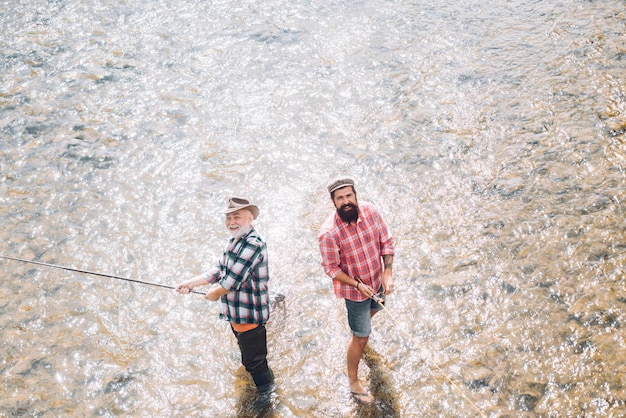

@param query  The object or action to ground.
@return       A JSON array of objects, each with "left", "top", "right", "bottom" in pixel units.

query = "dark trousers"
[{"left": 231, "top": 324, "right": 274, "bottom": 390}]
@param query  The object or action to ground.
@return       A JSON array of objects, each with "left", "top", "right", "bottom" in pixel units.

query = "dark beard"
[{"left": 337, "top": 203, "right": 359, "bottom": 224}]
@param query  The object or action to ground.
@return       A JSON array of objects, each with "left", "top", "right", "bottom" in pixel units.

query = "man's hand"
[
  {"left": 357, "top": 280, "right": 376, "bottom": 299},
  {"left": 205, "top": 284, "right": 229, "bottom": 301},
  {"left": 382, "top": 269, "right": 394, "bottom": 295},
  {"left": 176, "top": 275, "right": 209, "bottom": 295},
  {"left": 176, "top": 280, "right": 195, "bottom": 294}
]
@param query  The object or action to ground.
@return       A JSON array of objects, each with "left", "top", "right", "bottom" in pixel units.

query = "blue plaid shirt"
[{"left": 203, "top": 228, "right": 270, "bottom": 325}]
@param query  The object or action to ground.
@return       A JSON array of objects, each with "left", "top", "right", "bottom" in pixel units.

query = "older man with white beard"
[{"left": 176, "top": 197, "right": 275, "bottom": 395}]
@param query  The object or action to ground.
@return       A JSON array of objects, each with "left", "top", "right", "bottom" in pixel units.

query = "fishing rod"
[
  {"left": 0, "top": 254, "right": 207, "bottom": 296},
  {"left": 357, "top": 277, "right": 487, "bottom": 418}
]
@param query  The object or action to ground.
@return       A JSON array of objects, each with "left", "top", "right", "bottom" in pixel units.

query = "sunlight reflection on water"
[{"left": 2, "top": 0, "right": 626, "bottom": 416}]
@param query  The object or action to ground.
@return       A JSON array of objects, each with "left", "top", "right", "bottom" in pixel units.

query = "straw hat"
[{"left": 224, "top": 197, "right": 259, "bottom": 219}]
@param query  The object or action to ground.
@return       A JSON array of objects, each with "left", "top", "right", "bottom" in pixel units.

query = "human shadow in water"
[{"left": 353, "top": 345, "right": 402, "bottom": 418}]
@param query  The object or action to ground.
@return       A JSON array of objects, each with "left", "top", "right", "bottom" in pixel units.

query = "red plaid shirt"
[{"left": 318, "top": 202, "right": 395, "bottom": 301}]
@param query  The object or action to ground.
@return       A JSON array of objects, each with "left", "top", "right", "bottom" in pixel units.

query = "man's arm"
[
  {"left": 176, "top": 274, "right": 210, "bottom": 294},
  {"left": 318, "top": 230, "right": 343, "bottom": 279},
  {"left": 220, "top": 237, "right": 265, "bottom": 290},
  {"left": 381, "top": 254, "right": 394, "bottom": 294},
  {"left": 383, "top": 254, "right": 393, "bottom": 272},
  {"left": 205, "top": 284, "right": 230, "bottom": 301},
  {"left": 333, "top": 270, "right": 377, "bottom": 299}
]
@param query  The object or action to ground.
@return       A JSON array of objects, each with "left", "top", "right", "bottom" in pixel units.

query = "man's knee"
[{"left": 351, "top": 334, "right": 369, "bottom": 348}]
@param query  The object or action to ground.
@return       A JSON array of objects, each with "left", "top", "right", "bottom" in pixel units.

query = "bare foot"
[{"left": 349, "top": 381, "right": 374, "bottom": 404}]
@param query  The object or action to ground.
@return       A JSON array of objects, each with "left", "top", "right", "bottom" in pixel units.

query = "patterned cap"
[{"left": 327, "top": 178, "right": 355, "bottom": 194}]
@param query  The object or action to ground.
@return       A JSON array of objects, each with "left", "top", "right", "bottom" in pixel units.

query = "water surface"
[{"left": 1, "top": 0, "right": 626, "bottom": 416}]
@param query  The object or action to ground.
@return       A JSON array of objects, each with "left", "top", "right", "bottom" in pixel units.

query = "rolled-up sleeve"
[
  {"left": 220, "top": 243, "right": 263, "bottom": 291},
  {"left": 376, "top": 211, "right": 395, "bottom": 256},
  {"left": 203, "top": 265, "right": 222, "bottom": 284},
  {"left": 318, "top": 231, "right": 342, "bottom": 279}
]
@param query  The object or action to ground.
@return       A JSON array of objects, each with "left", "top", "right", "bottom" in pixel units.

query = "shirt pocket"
[{"left": 359, "top": 227, "right": 377, "bottom": 248}]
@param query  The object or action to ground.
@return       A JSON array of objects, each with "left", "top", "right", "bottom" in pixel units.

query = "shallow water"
[{"left": 1, "top": 0, "right": 626, "bottom": 417}]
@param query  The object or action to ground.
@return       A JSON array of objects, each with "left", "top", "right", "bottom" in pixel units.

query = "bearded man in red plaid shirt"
[{"left": 318, "top": 178, "right": 395, "bottom": 404}]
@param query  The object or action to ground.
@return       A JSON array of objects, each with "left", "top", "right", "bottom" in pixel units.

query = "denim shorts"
[{"left": 344, "top": 293, "right": 386, "bottom": 337}]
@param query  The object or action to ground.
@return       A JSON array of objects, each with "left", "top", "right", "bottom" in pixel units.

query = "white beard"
[{"left": 229, "top": 224, "right": 252, "bottom": 239}]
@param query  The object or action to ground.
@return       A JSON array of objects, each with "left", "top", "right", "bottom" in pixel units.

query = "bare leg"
[{"left": 347, "top": 334, "right": 374, "bottom": 403}]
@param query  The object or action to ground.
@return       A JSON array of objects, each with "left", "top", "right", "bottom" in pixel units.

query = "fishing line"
[
  {"left": 357, "top": 277, "right": 487, "bottom": 418},
  {"left": 4, "top": 252, "right": 486, "bottom": 413},
  {"left": 0, "top": 254, "right": 207, "bottom": 295}
]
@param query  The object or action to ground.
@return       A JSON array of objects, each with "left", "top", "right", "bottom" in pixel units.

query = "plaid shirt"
[
  {"left": 203, "top": 228, "right": 270, "bottom": 325},
  {"left": 318, "top": 202, "right": 395, "bottom": 301}
]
